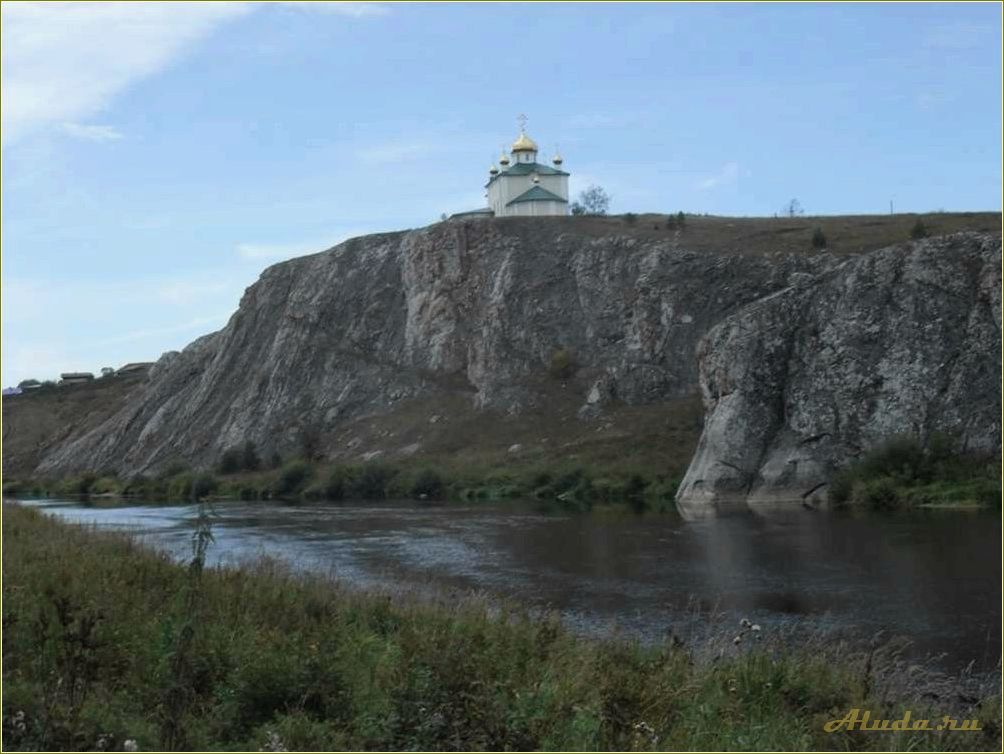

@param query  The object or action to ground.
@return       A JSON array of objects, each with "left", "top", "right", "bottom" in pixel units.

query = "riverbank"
[
  {"left": 6, "top": 430, "right": 998, "bottom": 513},
  {"left": 3, "top": 504, "right": 1000, "bottom": 751}
]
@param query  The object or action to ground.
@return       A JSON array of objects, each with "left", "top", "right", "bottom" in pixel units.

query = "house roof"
[
  {"left": 486, "top": 161, "right": 569, "bottom": 186},
  {"left": 506, "top": 185, "right": 568, "bottom": 206}
]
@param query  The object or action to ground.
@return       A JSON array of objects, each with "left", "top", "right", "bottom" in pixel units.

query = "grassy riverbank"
[
  {"left": 6, "top": 431, "right": 999, "bottom": 514},
  {"left": 3, "top": 504, "right": 1000, "bottom": 752},
  {"left": 2, "top": 455, "right": 684, "bottom": 511},
  {"left": 829, "top": 435, "right": 1001, "bottom": 511}
]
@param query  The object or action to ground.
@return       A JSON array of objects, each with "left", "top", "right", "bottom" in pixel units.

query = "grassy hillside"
[
  {"left": 3, "top": 504, "right": 999, "bottom": 752},
  {"left": 494, "top": 210, "right": 1001, "bottom": 256},
  {"left": 2, "top": 374, "right": 147, "bottom": 478}
]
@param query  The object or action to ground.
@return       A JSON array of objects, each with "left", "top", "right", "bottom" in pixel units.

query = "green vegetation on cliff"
[{"left": 3, "top": 505, "right": 999, "bottom": 752}]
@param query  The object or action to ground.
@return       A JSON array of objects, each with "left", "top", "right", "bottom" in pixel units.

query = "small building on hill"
[
  {"left": 59, "top": 372, "right": 95, "bottom": 385},
  {"left": 452, "top": 116, "right": 570, "bottom": 219}
]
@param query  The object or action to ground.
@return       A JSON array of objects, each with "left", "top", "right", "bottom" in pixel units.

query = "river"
[{"left": 9, "top": 496, "right": 1001, "bottom": 672}]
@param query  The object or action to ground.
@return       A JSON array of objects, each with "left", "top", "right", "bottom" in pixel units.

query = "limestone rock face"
[
  {"left": 36, "top": 220, "right": 829, "bottom": 475},
  {"left": 676, "top": 233, "right": 1002, "bottom": 511}
]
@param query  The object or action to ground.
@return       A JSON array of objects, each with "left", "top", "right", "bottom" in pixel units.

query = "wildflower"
[
  {"left": 733, "top": 634, "right": 742, "bottom": 645},
  {"left": 633, "top": 721, "right": 659, "bottom": 745},
  {"left": 260, "top": 730, "right": 287, "bottom": 752},
  {"left": 740, "top": 618, "right": 752, "bottom": 628},
  {"left": 751, "top": 623, "right": 761, "bottom": 632},
  {"left": 124, "top": 740, "right": 139, "bottom": 752}
]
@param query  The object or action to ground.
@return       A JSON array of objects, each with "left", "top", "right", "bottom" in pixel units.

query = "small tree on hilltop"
[
  {"left": 570, "top": 202, "right": 586, "bottom": 216},
  {"left": 783, "top": 198, "right": 805, "bottom": 217},
  {"left": 623, "top": 212, "right": 637, "bottom": 225},
  {"left": 910, "top": 219, "right": 929, "bottom": 239},
  {"left": 576, "top": 185, "right": 611, "bottom": 216},
  {"left": 811, "top": 227, "right": 828, "bottom": 249},
  {"left": 676, "top": 211, "right": 686, "bottom": 229}
]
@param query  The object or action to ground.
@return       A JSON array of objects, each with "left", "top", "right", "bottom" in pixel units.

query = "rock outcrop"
[
  {"left": 675, "top": 233, "right": 1002, "bottom": 513},
  {"left": 36, "top": 219, "right": 832, "bottom": 475},
  {"left": 29, "top": 221, "right": 1002, "bottom": 507}
]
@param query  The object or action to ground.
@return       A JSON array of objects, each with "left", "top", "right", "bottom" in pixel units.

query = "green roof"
[
  {"left": 506, "top": 185, "right": 568, "bottom": 206},
  {"left": 486, "top": 161, "right": 569, "bottom": 186}
]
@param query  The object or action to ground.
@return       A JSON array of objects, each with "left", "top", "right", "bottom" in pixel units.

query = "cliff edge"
[{"left": 675, "top": 232, "right": 1001, "bottom": 512}]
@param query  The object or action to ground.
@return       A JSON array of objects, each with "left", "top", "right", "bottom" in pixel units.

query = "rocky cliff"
[
  {"left": 675, "top": 232, "right": 1002, "bottom": 512},
  {"left": 35, "top": 218, "right": 833, "bottom": 476},
  {"left": 28, "top": 220, "right": 1002, "bottom": 512}
]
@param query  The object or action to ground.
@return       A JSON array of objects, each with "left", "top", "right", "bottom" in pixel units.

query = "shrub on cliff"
[
  {"left": 811, "top": 227, "right": 827, "bottom": 249},
  {"left": 910, "top": 219, "right": 930, "bottom": 239},
  {"left": 548, "top": 348, "right": 577, "bottom": 380}
]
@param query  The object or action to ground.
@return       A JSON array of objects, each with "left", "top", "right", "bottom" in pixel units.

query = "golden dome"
[{"left": 511, "top": 131, "right": 538, "bottom": 152}]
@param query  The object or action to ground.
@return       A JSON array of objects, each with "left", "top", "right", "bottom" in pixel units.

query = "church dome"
[
  {"left": 489, "top": 164, "right": 499, "bottom": 174},
  {"left": 499, "top": 150, "right": 510, "bottom": 165},
  {"left": 511, "top": 132, "right": 538, "bottom": 152},
  {"left": 552, "top": 151, "right": 563, "bottom": 165}
]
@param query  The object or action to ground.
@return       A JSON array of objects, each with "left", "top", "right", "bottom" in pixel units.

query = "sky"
[{"left": 2, "top": 1, "right": 1001, "bottom": 386}]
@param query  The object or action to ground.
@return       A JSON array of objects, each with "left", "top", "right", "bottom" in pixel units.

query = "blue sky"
[{"left": 2, "top": 1, "right": 1001, "bottom": 386}]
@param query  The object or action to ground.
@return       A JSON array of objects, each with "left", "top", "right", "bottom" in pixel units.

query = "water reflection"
[{"left": 9, "top": 496, "right": 1000, "bottom": 671}]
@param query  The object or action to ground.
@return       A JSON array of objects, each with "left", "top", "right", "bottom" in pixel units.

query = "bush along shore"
[
  {"left": 2, "top": 504, "right": 1000, "bottom": 752},
  {"left": 4, "top": 433, "right": 998, "bottom": 512},
  {"left": 2, "top": 452, "right": 682, "bottom": 512},
  {"left": 828, "top": 434, "right": 1001, "bottom": 511}
]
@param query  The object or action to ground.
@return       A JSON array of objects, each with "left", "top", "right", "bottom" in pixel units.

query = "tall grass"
[
  {"left": 829, "top": 434, "right": 1000, "bottom": 510},
  {"left": 2, "top": 505, "right": 999, "bottom": 751}
]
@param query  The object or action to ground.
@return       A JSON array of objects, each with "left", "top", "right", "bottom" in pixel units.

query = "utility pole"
[{"left": 889, "top": 199, "right": 894, "bottom": 215}]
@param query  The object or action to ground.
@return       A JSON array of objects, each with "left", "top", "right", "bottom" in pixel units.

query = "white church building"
[{"left": 452, "top": 118, "right": 569, "bottom": 219}]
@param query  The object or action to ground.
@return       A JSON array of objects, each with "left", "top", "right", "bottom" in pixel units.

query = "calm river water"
[{"left": 10, "top": 497, "right": 1001, "bottom": 672}]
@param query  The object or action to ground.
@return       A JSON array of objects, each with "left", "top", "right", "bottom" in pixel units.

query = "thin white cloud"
[
  {"left": 357, "top": 140, "right": 433, "bottom": 165},
  {"left": 279, "top": 2, "right": 390, "bottom": 17},
  {"left": 697, "top": 161, "right": 740, "bottom": 191},
  {"left": 60, "top": 122, "right": 124, "bottom": 141},
  {"left": 156, "top": 280, "right": 235, "bottom": 306},
  {"left": 86, "top": 314, "right": 229, "bottom": 348},
  {"left": 1, "top": 272, "right": 254, "bottom": 385},
  {"left": 1, "top": 1, "right": 391, "bottom": 147},
  {"left": 235, "top": 230, "right": 372, "bottom": 262},
  {"left": 1, "top": 2, "right": 253, "bottom": 146}
]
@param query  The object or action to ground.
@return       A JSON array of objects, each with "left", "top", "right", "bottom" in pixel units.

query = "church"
[{"left": 453, "top": 118, "right": 570, "bottom": 219}]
